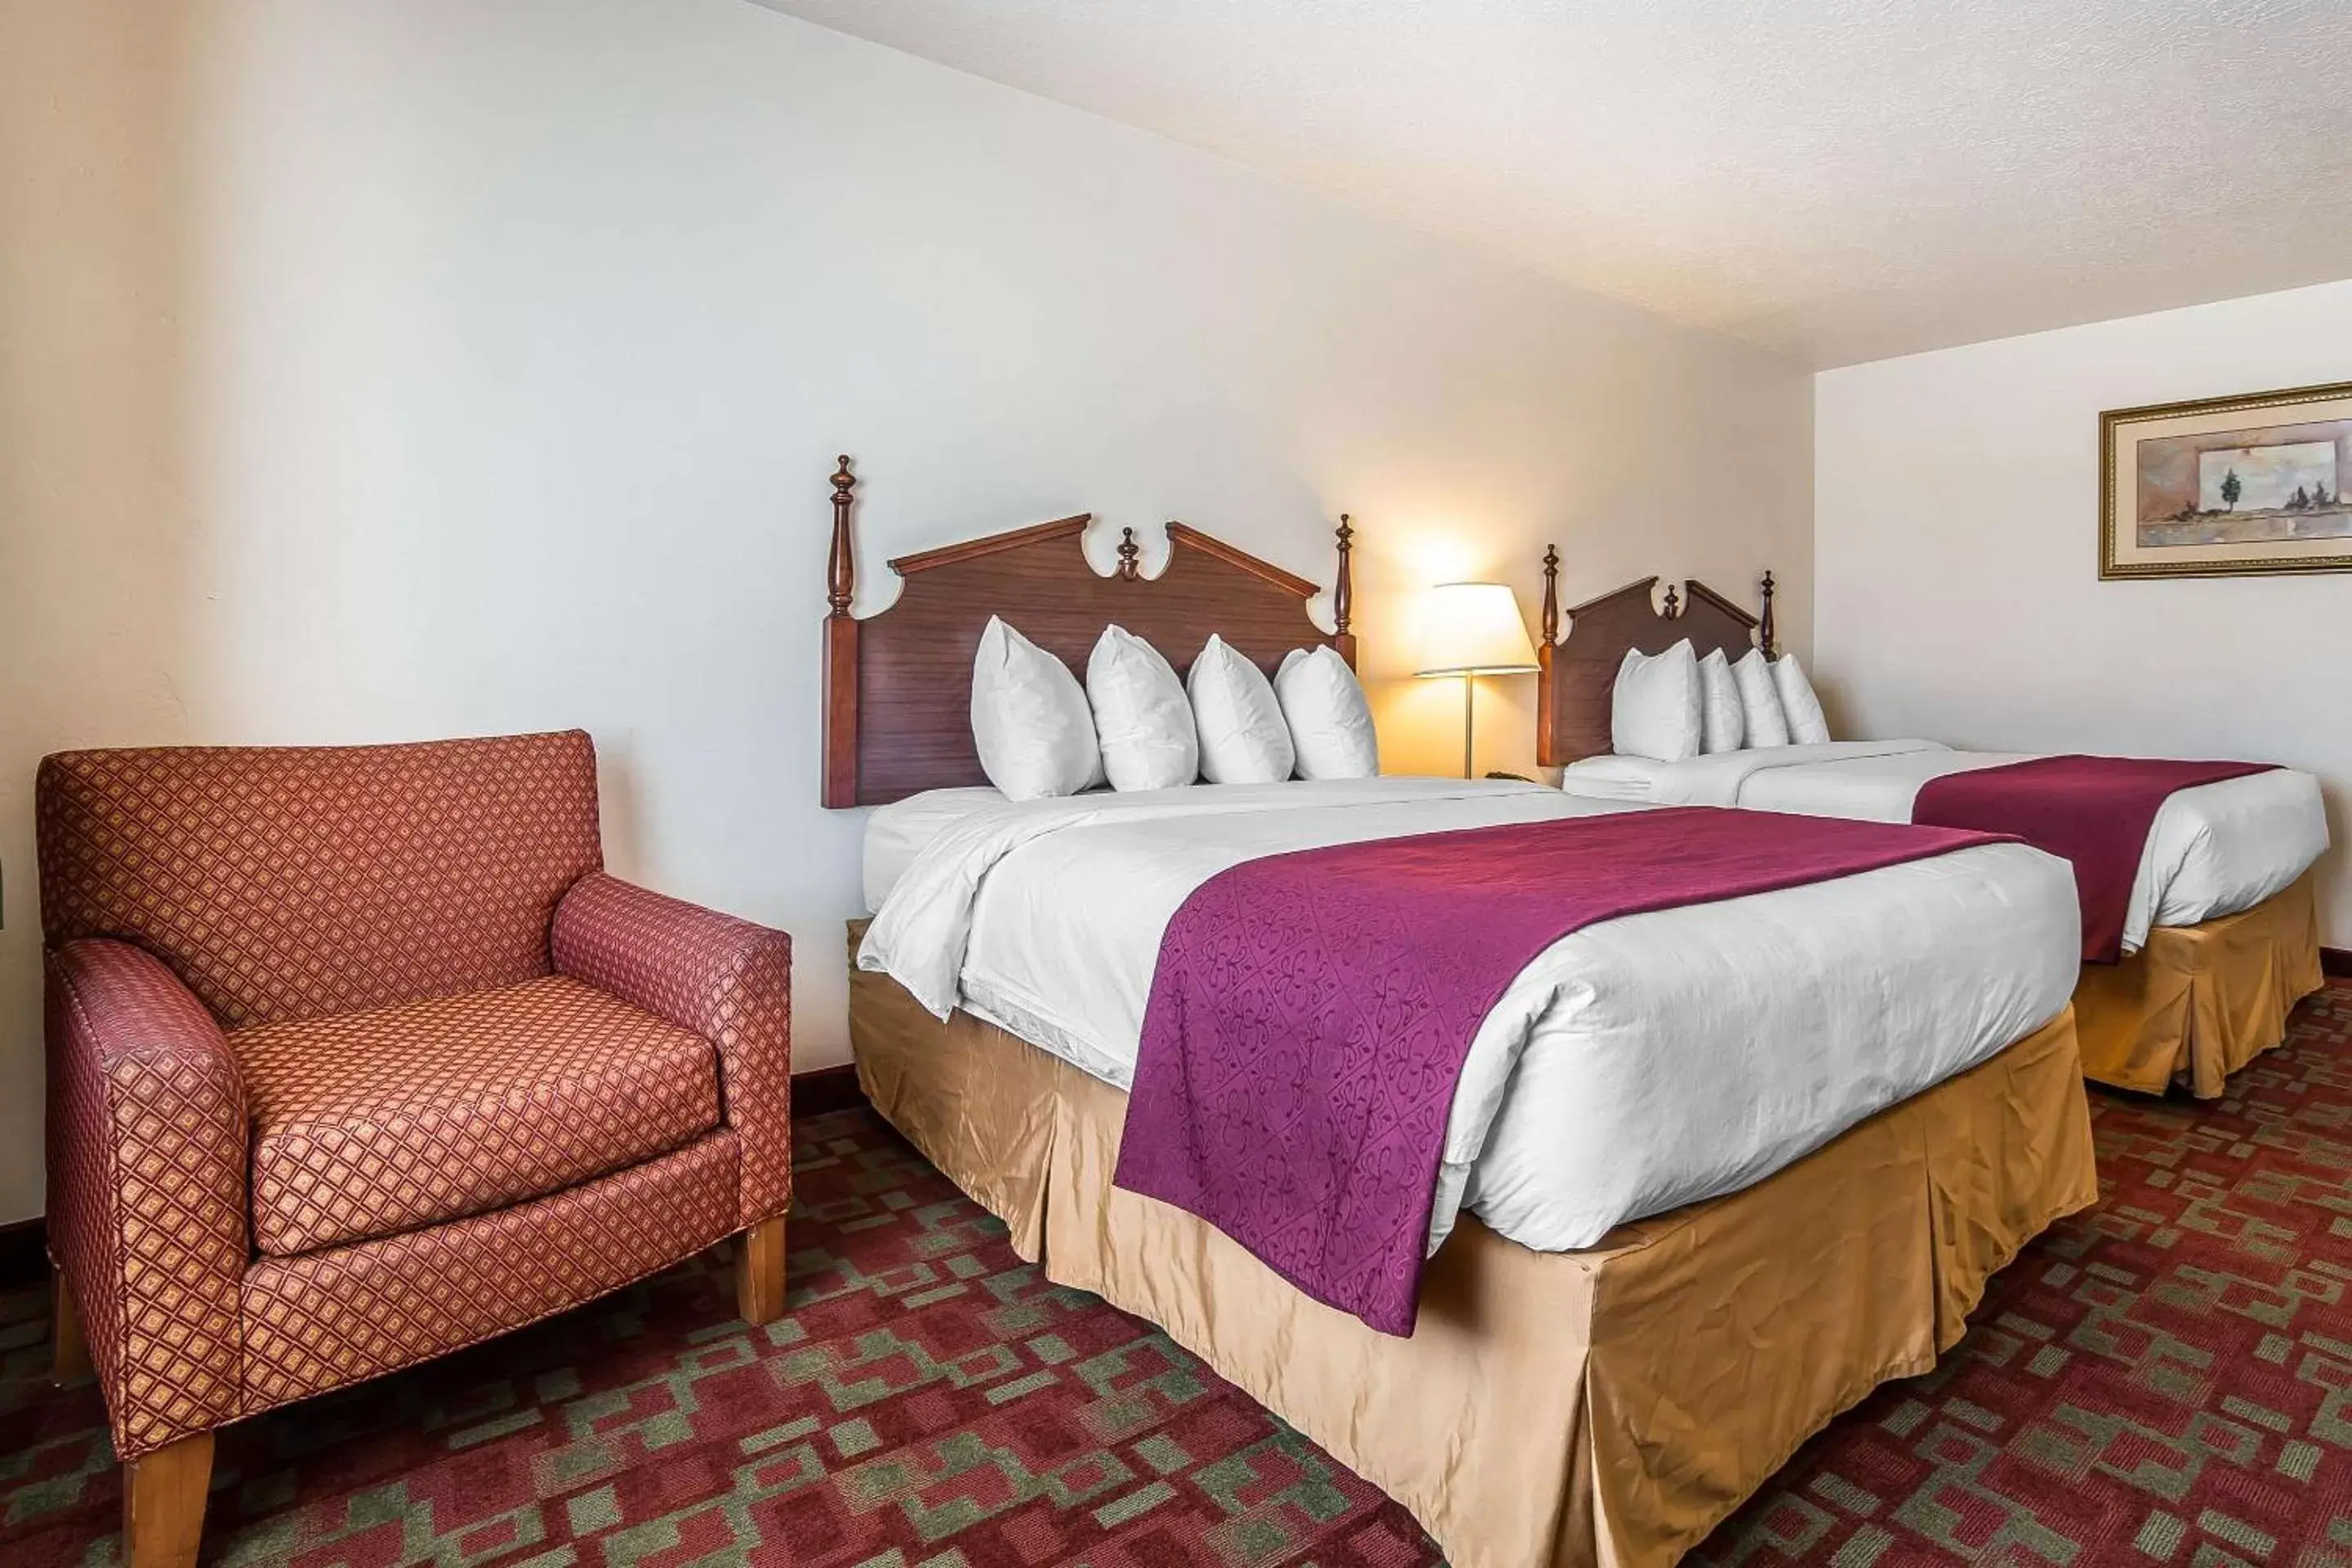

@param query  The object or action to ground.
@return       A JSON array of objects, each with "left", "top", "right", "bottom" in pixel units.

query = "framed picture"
[{"left": 2100, "top": 379, "right": 2352, "bottom": 579}]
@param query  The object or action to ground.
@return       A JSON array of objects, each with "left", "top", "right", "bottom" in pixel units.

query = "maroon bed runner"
[
  {"left": 1911, "top": 755, "right": 2276, "bottom": 964},
  {"left": 1111, "top": 805, "right": 2012, "bottom": 1337}
]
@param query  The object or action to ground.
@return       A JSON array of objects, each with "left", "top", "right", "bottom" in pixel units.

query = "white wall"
[
  {"left": 1816, "top": 277, "right": 2352, "bottom": 943},
  {"left": 0, "top": 0, "right": 1811, "bottom": 1224}
]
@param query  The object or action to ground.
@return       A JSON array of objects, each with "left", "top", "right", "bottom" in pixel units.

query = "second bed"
[{"left": 1537, "top": 564, "right": 2328, "bottom": 1098}]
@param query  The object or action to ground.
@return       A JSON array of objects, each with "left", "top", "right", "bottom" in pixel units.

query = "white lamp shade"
[{"left": 1415, "top": 581, "right": 1539, "bottom": 676}]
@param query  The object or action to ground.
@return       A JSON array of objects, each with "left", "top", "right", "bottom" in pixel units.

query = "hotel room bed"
[
  {"left": 859, "top": 774, "right": 2080, "bottom": 1255},
  {"left": 817, "top": 461, "right": 2097, "bottom": 1568},
  {"left": 1535, "top": 560, "right": 2328, "bottom": 1098}
]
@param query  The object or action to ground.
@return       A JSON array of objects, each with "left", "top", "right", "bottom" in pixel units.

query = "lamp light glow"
[{"left": 1414, "top": 581, "right": 1538, "bottom": 777}]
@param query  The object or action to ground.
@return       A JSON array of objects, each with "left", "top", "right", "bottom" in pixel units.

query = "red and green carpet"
[{"left": 7, "top": 983, "right": 2352, "bottom": 1566}]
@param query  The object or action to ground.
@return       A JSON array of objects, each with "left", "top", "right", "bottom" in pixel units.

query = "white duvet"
[
  {"left": 858, "top": 777, "right": 2078, "bottom": 1258},
  {"left": 1559, "top": 742, "right": 2328, "bottom": 956}
]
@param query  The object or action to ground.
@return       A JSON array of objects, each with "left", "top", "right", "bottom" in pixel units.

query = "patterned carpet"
[{"left": 3, "top": 985, "right": 2350, "bottom": 1566}]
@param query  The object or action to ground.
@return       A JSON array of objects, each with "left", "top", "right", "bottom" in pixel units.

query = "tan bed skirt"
[
  {"left": 847, "top": 925, "right": 2099, "bottom": 1568},
  {"left": 2071, "top": 871, "right": 2324, "bottom": 1099}
]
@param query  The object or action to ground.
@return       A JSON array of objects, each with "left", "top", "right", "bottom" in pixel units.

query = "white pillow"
[
  {"left": 1697, "top": 648, "right": 1744, "bottom": 755},
  {"left": 1087, "top": 625, "right": 1198, "bottom": 791},
  {"left": 1610, "top": 641, "right": 1703, "bottom": 762},
  {"left": 1731, "top": 648, "right": 1789, "bottom": 748},
  {"left": 1771, "top": 653, "right": 1832, "bottom": 746},
  {"left": 1275, "top": 646, "right": 1379, "bottom": 780},
  {"left": 1187, "top": 635, "right": 1296, "bottom": 784},
  {"left": 970, "top": 616, "right": 1102, "bottom": 800}
]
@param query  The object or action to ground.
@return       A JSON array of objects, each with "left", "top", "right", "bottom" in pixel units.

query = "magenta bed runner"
[
  {"left": 1911, "top": 755, "right": 2276, "bottom": 964},
  {"left": 1111, "top": 805, "right": 2011, "bottom": 1337}
]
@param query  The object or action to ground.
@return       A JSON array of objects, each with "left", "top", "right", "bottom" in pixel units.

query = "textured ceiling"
[{"left": 751, "top": 0, "right": 2352, "bottom": 367}]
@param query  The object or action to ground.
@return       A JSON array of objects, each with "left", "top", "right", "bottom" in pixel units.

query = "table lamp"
[{"left": 1415, "top": 581, "right": 1539, "bottom": 777}]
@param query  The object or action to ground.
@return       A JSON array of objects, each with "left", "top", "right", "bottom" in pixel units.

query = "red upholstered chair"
[{"left": 36, "top": 731, "right": 791, "bottom": 1568}]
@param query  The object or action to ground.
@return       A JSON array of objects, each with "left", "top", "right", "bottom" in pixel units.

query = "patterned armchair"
[{"left": 37, "top": 731, "right": 791, "bottom": 1568}]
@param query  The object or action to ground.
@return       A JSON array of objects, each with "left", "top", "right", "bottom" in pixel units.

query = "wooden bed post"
[
  {"left": 1540, "top": 545, "right": 1560, "bottom": 648},
  {"left": 1758, "top": 568, "right": 1778, "bottom": 658},
  {"left": 1332, "top": 515, "right": 1356, "bottom": 668},
  {"left": 1536, "top": 544, "right": 1560, "bottom": 765},
  {"left": 822, "top": 457, "right": 859, "bottom": 808}
]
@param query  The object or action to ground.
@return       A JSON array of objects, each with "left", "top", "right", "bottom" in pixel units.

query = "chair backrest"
[{"left": 38, "top": 730, "right": 604, "bottom": 1027}]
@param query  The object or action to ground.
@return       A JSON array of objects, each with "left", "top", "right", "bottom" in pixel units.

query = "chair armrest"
[
  {"left": 552, "top": 873, "right": 792, "bottom": 1223},
  {"left": 45, "top": 939, "right": 248, "bottom": 1459}
]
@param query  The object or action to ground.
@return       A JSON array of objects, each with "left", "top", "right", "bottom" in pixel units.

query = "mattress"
[
  {"left": 1560, "top": 741, "right": 2328, "bottom": 954},
  {"left": 857, "top": 776, "right": 2078, "bottom": 1258}
]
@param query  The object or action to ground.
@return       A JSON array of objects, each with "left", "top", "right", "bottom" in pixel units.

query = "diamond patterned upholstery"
[
  {"left": 554, "top": 872, "right": 794, "bottom": 1225},
  {"left": 36, "top": 732, "right": 603, "bottom": 1028},
  {"left": 234, "top": 975, "right": 720, "bottom": 1257},
  {"left": 36, "top": 732, "right": 791, "bottom": 1469},
  {"left": 44, "top": 940, "right": 247, "bottom": 1459},
  {"left": 240, "top": 1133, "right": 741, "bottom": 1411}
]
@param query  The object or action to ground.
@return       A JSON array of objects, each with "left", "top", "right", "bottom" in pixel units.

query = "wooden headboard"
[
  {"left": 822, "top": 457, "right": 1357, "bottom": 807},
  {"left": 1533, "top": 544, "right": 1779, "bottom": 767}
]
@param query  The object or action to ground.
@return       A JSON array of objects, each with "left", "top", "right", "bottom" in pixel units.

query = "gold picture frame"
[{"left": 2100, "top": 378, "right": 2352, "bottom": 580}]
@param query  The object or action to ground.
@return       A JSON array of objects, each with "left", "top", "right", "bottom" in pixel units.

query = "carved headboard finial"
[
  {"left": 1661, "top": 582, "right": 1682, "bottom": 620},
  {"left": 1334, "top": 514, "right": 1355, "bottom": 635},
  {"left": 1759, "top": 568, "right": 1778, "bottom": 657},
  {"left": 1331, "top": 515, "right": 1357, "bottom": 667},
  {"left": 827, "top": 456, "right": 858, "bottom": 617},
  {"left": 1540, "top": 544, "right": 1561, "bottom": 645},
  {"left": 1116, "top": 527, "right": 1142, "bottom": 581}
]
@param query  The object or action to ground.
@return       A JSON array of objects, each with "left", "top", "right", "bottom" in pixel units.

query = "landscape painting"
[{"left": 2102, "top": 381, "right": 2352, "bottom": 578}]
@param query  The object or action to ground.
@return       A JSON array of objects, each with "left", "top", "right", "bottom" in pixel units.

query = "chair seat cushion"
[{"left": 233, "top": 975, "right": 719, "bottom": 1257}]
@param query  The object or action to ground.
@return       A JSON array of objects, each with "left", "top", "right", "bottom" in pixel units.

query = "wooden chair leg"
[
  {"left": 123, "top": 1431, "right": 212, "bottom": 1568},
  {"left": 736, "top": 1216, "right": 787, "bottom": 1326},
  {"left": 53, "top": 1272, "right": 92, "bottom": 1385}
]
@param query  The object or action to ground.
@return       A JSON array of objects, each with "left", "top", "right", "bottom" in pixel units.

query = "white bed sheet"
[
  {"left": 1558, "top": 742, "right": 2328, "bottom": 954},
  {"left": 858, "top": 777, "right": 2078, "bottom": 1258},
  {"left": 865, "top": 787, "right": 1008, "bottom": 913}
]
